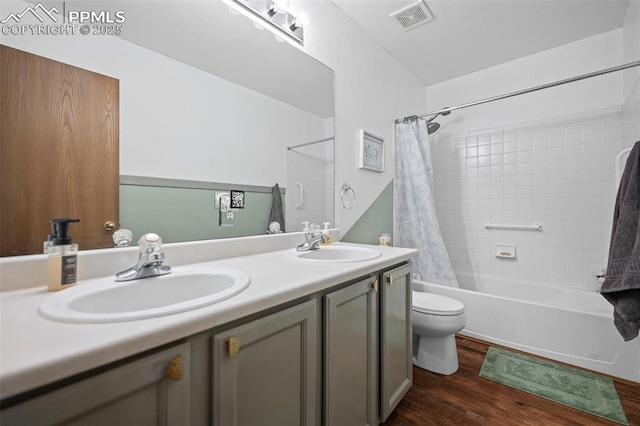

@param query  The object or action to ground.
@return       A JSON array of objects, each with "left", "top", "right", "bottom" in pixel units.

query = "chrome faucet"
[
  {"left": 296, "top": 223, "right": 327, "bottom": 252},
  {"left": 116, "top": 233, "right": 171, "bottom": 281}
]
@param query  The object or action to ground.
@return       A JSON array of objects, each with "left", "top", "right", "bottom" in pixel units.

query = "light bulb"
[
  {"left": 268, "top": 0, "right": 290, "bottom": 16},
  {"left": 276, "top": 0, "right": 290, "bottom": 12},
  {"left": 289, "top": 12, "right": 309, "bottom": 31},
  {"left": 295, "top": 12, "right": 310, "bottom": 25}
]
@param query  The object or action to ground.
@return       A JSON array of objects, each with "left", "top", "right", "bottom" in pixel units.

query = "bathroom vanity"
[{"left": 0, "top": 234, "right": 416, "bottom": 425}]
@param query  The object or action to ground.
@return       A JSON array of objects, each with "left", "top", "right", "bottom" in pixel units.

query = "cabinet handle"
[
  {"left": 166, "top": 354, "right": 183, "bottom": 381},
  {"left": 386, "top": 275, "right": 393, "bottom": 286},
  {"left": 372, "top": 279, "right": 379, "bottom": 293},
  {"left": 228, "top": 336, "right": 241, "bottom": 360}
]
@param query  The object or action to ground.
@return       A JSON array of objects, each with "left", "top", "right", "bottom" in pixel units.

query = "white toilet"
[{"left": 412, "top": 291, "right": 466, "bottom": 375}]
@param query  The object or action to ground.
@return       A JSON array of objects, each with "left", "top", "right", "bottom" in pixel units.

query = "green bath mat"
[{"left": 480, "top": 347, "right": 628, "bottom": 425}]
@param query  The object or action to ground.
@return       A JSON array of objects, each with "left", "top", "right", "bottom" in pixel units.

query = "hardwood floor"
[{"left": 383, "top": 336, "right": 640, "bottom": 425}]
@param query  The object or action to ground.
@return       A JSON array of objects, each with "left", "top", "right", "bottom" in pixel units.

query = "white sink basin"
[
  {"left": 39, "top": 267, "right": 251, "bottom": 323},
  {"left": 284, "top": 244, "right": 382, "bottom": 263}
]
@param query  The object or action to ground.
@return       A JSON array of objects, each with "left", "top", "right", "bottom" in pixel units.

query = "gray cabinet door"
[
  {"left": 381, "top": 264, "right": 413, "bottom": 421},
  {"left": 324, "top": 276, "right": 378, "bottom": 426},
  {"left": 0, "top": 343, "right": 191, "bottom": 426},
  {"left": 212, "top": 299, "right": 318, "bottom": 426}
]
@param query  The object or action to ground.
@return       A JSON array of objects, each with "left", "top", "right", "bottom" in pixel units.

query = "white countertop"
[{"left": 0, "top": 239, "right": 416, "bottom": 400}]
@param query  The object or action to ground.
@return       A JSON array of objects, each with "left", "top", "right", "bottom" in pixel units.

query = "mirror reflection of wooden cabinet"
[{"left": 0, "top": 45, "right": 119, "bottom": 256}]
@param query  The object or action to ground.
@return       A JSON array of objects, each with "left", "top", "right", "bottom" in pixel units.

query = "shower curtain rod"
[
  {"left": 395, "top": 60, "right": 640, "bottom": 124},
  {"left": 287, "top": 136, "right": 334, "bottom": 150}
]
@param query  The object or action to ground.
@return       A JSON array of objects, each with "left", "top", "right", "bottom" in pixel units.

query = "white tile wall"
[
  {"left": 431, "top": 107, "right": 627, "bottom": 291},
  {"left": 622, "top": 74, "right": 640, "bottom": 150}
]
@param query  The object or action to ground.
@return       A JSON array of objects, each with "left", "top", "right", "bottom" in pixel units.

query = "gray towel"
[
  {"left": 602, "top": 141, "right": 640, "bottom": 341},
  {"left": 269, "top": 183, "right": 285, "bottom": 233}
]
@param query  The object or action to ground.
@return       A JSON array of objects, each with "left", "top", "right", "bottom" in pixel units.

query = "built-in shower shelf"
[{"left": 484, "top": 222, "right": 543, "bottom": 231}]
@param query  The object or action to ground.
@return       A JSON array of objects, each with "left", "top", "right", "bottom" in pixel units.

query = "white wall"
[
  {"left": 1, "top": 0, "right": 426, "bottom": 235},
  {"left": 431, "top": 108, "right": 623, "bottom": 291},
  {"left": 425, "top": 29, "right": 624, "bottom": 134},
  {"left": 298, "top": 0, "right": 426, "bottom": 233},
  {"left": 0, "top": 11, "right": 327, "bottom": 187},
  {"left": 622, "top": 0, "right": 640, "bottom": 149},
  {"left": 424, "top": 29, "right": 628, "bottom": 291}
]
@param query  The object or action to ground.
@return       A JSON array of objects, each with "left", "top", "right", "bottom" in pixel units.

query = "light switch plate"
[{"left": 214, "top": 192, "right": 229, "bottom": 210}]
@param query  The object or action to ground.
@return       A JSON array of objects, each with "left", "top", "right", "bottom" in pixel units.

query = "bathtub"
[{"left": 413, "top": 272, "right": 640, "bottom": 383}]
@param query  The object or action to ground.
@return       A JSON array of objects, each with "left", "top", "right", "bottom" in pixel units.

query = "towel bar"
[{"left": 484, "top": 222, "right": 543, "bottom": 231}]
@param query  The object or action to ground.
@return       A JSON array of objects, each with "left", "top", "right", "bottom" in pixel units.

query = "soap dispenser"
[
  {"left": 45, "top": 218, "right": 80, "bottom": 291},
  {"left": 321, "top": 222, "right": 333, "bottom": 244}
]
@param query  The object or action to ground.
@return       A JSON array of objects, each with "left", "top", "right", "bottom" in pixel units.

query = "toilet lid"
[{"left": 412, "top": 292, "right": 464, "bottom": 315}]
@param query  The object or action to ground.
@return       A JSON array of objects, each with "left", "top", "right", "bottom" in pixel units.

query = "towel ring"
[{"left": 340, "top": 183, "right": 356, "bottom": 210}]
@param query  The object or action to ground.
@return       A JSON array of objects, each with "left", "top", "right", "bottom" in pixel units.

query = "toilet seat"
[{"left": 412, "top": 292, "right": 464, "bottom": 316}]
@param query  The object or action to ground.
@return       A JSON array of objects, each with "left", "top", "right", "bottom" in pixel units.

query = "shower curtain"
[{"left": 395, "top": 120, "right": 458, "bottom": 287}]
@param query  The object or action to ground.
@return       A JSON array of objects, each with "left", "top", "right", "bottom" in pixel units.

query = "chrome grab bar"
[
  {"left": 295, "top": 183, "right": 304, "bottom": 209},
  {"left": 484, "top": 222, "right": 543, "bottom": 231}
]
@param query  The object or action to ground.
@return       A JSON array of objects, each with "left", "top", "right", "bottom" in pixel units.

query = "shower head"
[
  {"left": 427, "top": 122, "right": 440, "bottom": 134},
  {"left": 426, "top": 107, "right": 451, "bottom": 135}
]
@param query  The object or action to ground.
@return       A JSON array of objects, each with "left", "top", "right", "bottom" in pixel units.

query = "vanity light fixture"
[{"left": 226, "top": 0, "right": 306, "bottom": 45}]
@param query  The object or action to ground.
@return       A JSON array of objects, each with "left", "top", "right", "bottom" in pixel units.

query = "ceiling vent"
[{"left": 390, "top": 1, "right": 434, "bottom": 31}]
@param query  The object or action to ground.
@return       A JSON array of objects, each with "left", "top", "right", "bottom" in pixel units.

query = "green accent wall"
[
  {"left": 120, "top": 185, "right": 284, "bottom": 243},
  {"left": 341, "top": 181, "right": 393, "bottom": 245}
]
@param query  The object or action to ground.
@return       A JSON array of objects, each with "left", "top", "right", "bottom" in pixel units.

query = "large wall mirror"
[{"left": 0, "top": 0, "right": 335, "bottom": 256}]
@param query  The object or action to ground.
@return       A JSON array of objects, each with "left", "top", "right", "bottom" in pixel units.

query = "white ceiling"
[
  {"left": 101, "top": 0, "right": 334, "bottom": 118},
  {"left": 331, "top": 0, "right": 631, "bottom": 86}
]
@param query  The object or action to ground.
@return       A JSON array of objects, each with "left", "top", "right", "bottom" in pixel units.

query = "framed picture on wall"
[{"left": 358, "top": 130, "right": 384, "bottom": 172}]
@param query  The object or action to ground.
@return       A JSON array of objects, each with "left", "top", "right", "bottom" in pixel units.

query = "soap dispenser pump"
[{"left": 45, "top": 218, "right": 80, "bottom": 291}]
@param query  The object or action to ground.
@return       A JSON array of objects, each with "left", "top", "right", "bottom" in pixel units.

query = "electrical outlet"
[
  {"left": 219, "top": 209, "right": 239, "bottom": 227},
  {"left": 216, "top": 192, "right": 239, "bottom": 227}
]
